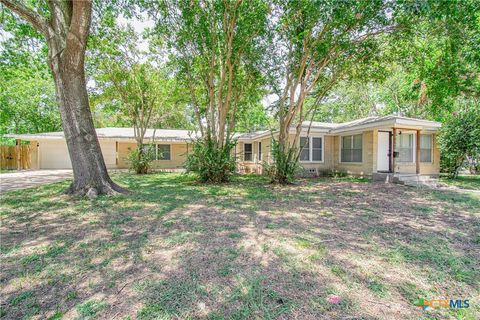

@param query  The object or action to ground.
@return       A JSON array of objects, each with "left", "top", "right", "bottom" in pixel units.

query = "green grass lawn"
[
  {"left": 1, "top": 173, "right": 479, "bottom": 319},
  {"left": 440, "top": 174, "right": 480, "bottom": 190}
]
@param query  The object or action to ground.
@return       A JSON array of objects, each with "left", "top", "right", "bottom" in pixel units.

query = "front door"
[{"left": 377, "top": 131, "right": 391, "bottom": 172}]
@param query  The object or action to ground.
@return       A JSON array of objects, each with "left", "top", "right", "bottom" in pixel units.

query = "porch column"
[
  {"left": 416, "top": 129, "right": 420, "bottom": 174},
  {"left": 391, "top": 128, "right": 396, "bottom": 174}
]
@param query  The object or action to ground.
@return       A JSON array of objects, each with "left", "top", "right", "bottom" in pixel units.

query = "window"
[
  {"left": 258, "top": 142, "right": 262, "bottom": 161},
  {"left": 300, "top": 137, "right": 323, "bottom": 162},
  {"left": 142, "top": 144, "right": 155, "bottom": 157},
  {"left": 396, "top": 133, "right": 414, "bottom": 162},
  {"left": 244, "top": 143, "right": 253, "bottom": 161},
  {"left": 141, "top": 144, "right": 171, "bottom": 160},
  {"left": 312, "top": 137, "right": 322, "bottom": 161},
  {"left": 420, "top": 134, "right": 432, "bottom": 163},
  {"left": 341, "top": 134, "right": 362, "bottom": 162},
  {"left": 300, "top": 137, "right": 309, "bottom": 161},
  {"left": 157, "top": 144, "right": 171, "bottom": 160}
]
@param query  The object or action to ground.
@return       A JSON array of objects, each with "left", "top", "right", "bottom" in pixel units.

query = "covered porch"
[{"left": 373, "top": 121, "right": 440, "bottom": 185}]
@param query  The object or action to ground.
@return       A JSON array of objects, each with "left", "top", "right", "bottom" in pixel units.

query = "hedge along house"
[{"left": 7, "top": 115, "right": 441, "bottom": 179}]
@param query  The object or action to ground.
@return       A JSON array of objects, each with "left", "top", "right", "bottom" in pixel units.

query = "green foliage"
[
  {"left": 0, "top": 12, "right": 61, "bottom": 136},
  {"left": 391, "top": 0, "right": 480, "bottom": 117},
  {"left": 185, "top": 137, "right": 237, "bottom": 183},
  {"left": 152, "top": 0, "right": 270, "bottom": 139},
  {"left": 235, "top": 102, "right": 274, "bottom": 133},
  {"left": 439, "top": 174, "right": 480, "bottom": 191},
  {"left": 438, "top": 105, "right": 480, "bottom": 177},
  {"left": 313, "top": 0, "right": 480, "bottom": 124},
  {"left": 126, "top": 146, "right": 155, "bottom": 175},
  {"left": 89, "top": 24, "right": 190, "bottom": 130},
  {"left": 263, "top": 139, "right": 300, "bottom": 184}
]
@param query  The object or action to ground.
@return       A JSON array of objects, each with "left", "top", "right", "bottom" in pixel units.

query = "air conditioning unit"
[{"left": 298, "top": 168, "right": 318, "bottom": 177}]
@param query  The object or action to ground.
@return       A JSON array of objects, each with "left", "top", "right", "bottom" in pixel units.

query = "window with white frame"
[
  {"left": 258, "top": 142, "right": 262, "bottom": 161},
  {"left": 300, "top": 137, "right": 309, "bottom": 161},
  {"left": 142, "top": 144, "right": 171, "bottom": 160},
  {"left": 300, "top": 137, "right": 322, "bottom": 162},
  {"left": 341, "top": 134, "right": 362, "bottom": 162},
  {"left": 312, "top": 137, "right": 322, "bottom": 161},
  {"left": 244, "top": 143, "right": 253, "bottom": 161},
  {"left": 396, "top": 133, "right": 414, "bottom": 162},
  {"left": 420, "top": 134, "right": 432, "bottom": 163}
]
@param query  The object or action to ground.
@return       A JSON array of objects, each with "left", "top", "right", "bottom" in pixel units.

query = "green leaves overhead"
[
  {"left": 1, "top": 0, "right": 478, "bottom": 139},
  {"left": 0, "top": 6, "right": 60, "bottom": 135},
  {"left": 88, "top": 22, "right": 190, "bottom": 130},
  {"left": 151, "top": 0, "right": 270, "bottom": 139},
  {"left": 311, "top": 0, "right": 480, "bottom": 123}
]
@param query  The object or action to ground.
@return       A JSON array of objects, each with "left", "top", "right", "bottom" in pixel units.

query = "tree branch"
[{"left": 0, "top": 0, "right": 49, "bottom": 34}]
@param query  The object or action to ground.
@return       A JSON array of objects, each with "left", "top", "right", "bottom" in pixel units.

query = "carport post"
[
  {"left": 416, "top": 129, "right": 420, "bottom": 174},
  {"left": 15, "top": 139, "right": 21, "bottom": 170},
  {"left": 391, "top": 128, "right": 396, "bottom": 174}
]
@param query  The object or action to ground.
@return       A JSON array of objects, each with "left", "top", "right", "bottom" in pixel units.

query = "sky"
[{"left": 117, "top": 13, "right": 155, "bottom": 52}]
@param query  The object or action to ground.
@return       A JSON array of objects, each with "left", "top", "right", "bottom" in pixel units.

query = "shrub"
[
  {"left": 185, "top": 137, "right": 236, "bottom": 183},
  {"left": 127, "top": 146, "right": 155, "bottom": 174},
  {"left": 263, "top": 138, "right": 301, "bottom": 184},
  {"left": 438, "top": 107, "right": 480, "bottom": 178}
]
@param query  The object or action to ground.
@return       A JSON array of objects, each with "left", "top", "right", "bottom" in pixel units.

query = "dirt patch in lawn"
[{"left": 0, "top": 173, "right": 479, "bottom": 319}]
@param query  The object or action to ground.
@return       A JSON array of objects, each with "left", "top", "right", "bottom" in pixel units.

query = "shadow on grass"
[
  {"left": 0, "top": 172, "right": 478, "bottom": 319},
  {"left": 440, "top": 174, "right": 480, "bottom": 190}
]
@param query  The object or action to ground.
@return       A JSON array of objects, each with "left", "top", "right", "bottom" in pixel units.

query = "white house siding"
[{"left": 39, "top": 140, "right": 117, "bottom": 169}]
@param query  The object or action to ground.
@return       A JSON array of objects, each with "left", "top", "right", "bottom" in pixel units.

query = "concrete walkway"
[{"left": 0, "top": 170, "right": 73, "bottom": 193}]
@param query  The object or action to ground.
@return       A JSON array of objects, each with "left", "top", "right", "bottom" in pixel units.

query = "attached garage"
[
  {"left": 39, "top": 140, "right": 71, "bottom": 169},
  {"left": 38, "top": 140, "right": 117, "bottom": 169}
]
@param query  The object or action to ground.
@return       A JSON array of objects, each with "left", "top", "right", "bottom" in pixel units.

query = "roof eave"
[
  {"left": 331, "top": 118, "right": 441, "bottom": 134},
  {"left": 2, "top": 134, "right": 195, "bottom": 142}
]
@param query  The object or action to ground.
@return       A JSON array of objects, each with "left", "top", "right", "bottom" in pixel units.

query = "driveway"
[{"left": 0, "top": 170, "right": 72, "bottom": 193}]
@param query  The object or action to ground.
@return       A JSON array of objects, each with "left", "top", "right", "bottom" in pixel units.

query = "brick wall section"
[
  {"left": 333, "top": 130, "right": 374, "bottom": 176},
  {"left": 117, "top": 142, "right": 188, "bottom": 169},
  {"left": 419, "top": 134, "right": 440, "bottom": 176}
]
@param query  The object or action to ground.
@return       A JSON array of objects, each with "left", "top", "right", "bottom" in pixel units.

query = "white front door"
[{"left": 377, "top": 131, "right": 390, "bottom": 172}]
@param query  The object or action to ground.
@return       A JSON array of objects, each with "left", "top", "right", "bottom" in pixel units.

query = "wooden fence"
[{"left": 0, "top": 145, "right": 32, "bottom": 170}]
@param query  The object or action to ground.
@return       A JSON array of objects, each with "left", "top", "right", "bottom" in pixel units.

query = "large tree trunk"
[
  {"left": 44, "top": 0, "right": 126, "bottom": 197},
  {"left": 51, "top": 57, "right": 126, "bottom": 197}
]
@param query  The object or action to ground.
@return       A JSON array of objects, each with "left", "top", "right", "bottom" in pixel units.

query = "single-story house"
[{"left": 6, "top": 115, "right": 441, "bottom": 177}]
